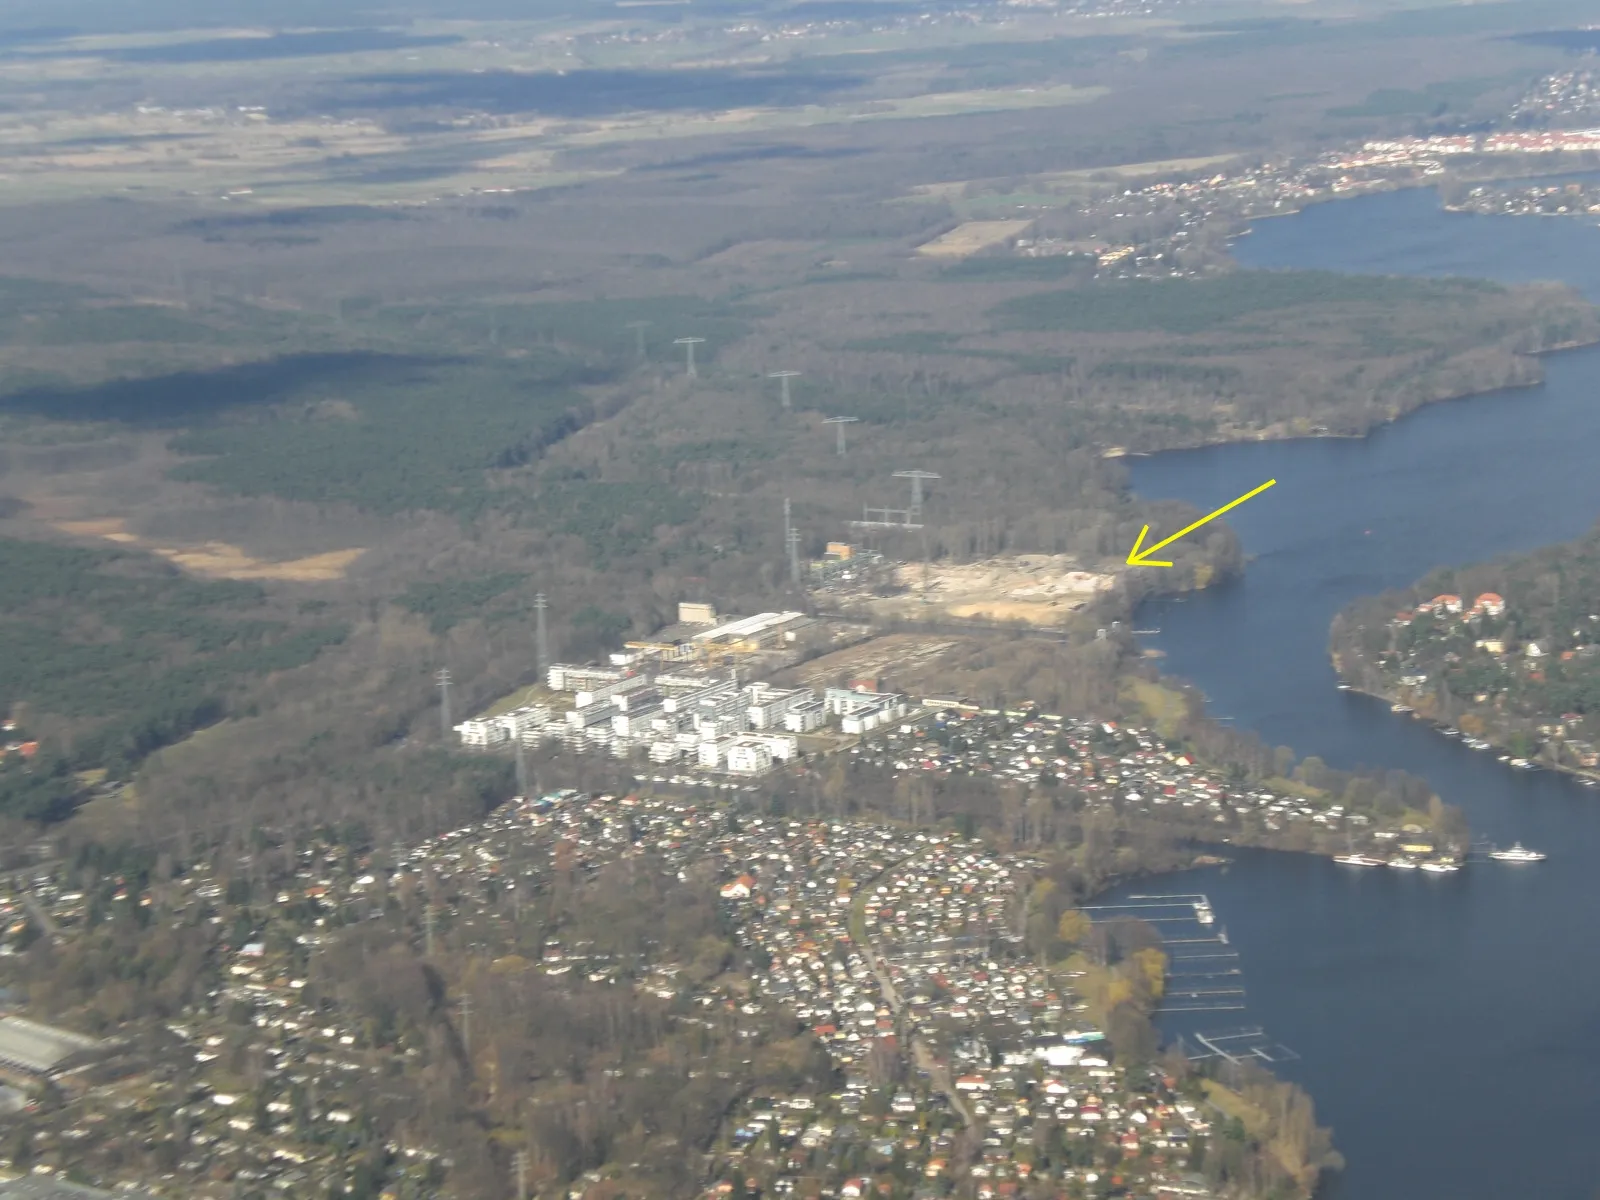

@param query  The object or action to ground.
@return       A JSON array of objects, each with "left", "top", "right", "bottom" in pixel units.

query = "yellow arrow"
[{"left": 1126, "top": 478, "right": 1277, "bottom": 567}]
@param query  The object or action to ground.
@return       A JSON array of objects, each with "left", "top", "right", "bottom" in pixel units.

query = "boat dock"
[
  {"left": 1095, "top": 893, "right": 1302, "bottom": 1057},
  {"left": 1186, "top": 1027, "right": 1300, "bottom": 1065}
]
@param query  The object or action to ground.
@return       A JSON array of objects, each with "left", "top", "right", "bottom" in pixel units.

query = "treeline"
[
  {"left": 170, "top": 357, "right": 608, "bottom": 519},
  {"left": 989, "top": 270, "right": 1499, "bottom": 336},
  {"left": 0, "top": 536, "right": 348, "bottom": 821}
]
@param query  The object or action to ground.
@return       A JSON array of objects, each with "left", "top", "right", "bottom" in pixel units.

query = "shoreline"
[
  {"left": 1114, "top": 328, "right": 1600, "bottom": 460},
  {"left": 1326, "top": 662, "right": 1600, "bottom": 787}
]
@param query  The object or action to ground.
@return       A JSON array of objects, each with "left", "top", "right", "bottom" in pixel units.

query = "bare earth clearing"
[
  {"left": 54, "top": 517, "right": 364, "bottom": 580},
  {"left": 870, "top": 554, "right": 1117, "bottom": 625}
]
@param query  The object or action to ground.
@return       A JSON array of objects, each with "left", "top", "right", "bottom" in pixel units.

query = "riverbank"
[
  {"left": 1132, "top": 294, "right": 1599, "bottom": 457},
  {"left": 1327, "top": 666, "right": 1600, "bottom": 789}
]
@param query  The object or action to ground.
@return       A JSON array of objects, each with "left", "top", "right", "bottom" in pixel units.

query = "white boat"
[
  {"left": 1420, "top": 860, "right": 1461, "bottom": 873},
  {"left": 1336, "top": 682, "right": 1352, "bottom": 691},
  {"left": 1510, "top": 758, "right": 1534, "bottom": 770},
  {"left": 1333, "top": 853, "right": 1385, "bottom": 867},
  {"left": 1489, "top": 843, "right": 1546, "bottom": 863},
  {"left": 1193, "top": 903, "right": 1215, "bottom": 925},
  {"left": 1391, "top": 703, "right": 1413, "bottom": 714},
  {"left": 1389, "top": 857, "right": 1419, "bottom": 869}
]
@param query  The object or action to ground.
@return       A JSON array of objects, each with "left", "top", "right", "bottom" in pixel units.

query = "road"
[{"left": 851, "top": 849, "right": 973, "bottom": 1128}]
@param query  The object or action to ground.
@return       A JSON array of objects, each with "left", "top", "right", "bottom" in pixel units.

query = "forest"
[{"left": 0, "top": 536, "right": 350, "bottom": 821}]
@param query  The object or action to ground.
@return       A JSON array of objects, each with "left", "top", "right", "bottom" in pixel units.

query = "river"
[{"left": 1110, "top": 188, "right": 1600, "bottom": 1199}]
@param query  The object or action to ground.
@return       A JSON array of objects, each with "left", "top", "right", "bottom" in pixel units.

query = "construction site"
[{"left": 809, "top": 545, "right": 1116, "bottom": 628}]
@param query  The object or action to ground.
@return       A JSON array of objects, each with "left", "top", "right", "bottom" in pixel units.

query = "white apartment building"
[
  {"left": 783, "top": 701, "right": 827, "bottom": 733},
  {"left": 576, "top": 674, "right": 653, "bottom": 709},
  {"left": 611, "top": 704, "right": 664, "bottom": 739},
  {"left": 746, "top": 684, "right": 816, "bottom": 729},
  {"left": 547, "top": 664, "right": 624, "bottom": 692},
  {"left": 566, "top": 701, "right": 615, "bottom": 729},
  {"left": 456, "top": 718, "right": 511, "bottom": 747},
  {"left": 725, "top": 741, "right": 774, "bottom": 776}
]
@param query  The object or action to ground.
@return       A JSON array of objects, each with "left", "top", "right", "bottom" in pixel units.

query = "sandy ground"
[
  {"left": 55, "top": 517, "right": 363, "bottom": 581},
  {"left": 868, "top": 554, "right": 1115, "bottom": 626}
]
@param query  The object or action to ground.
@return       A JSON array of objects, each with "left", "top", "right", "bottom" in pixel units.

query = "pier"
[{"left": 1188, "top": 1027, "right": 1301, "bottom": 1065}]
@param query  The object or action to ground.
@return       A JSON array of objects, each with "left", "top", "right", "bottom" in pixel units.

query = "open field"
[
  {"left": 54, "top": 518, "right": 365, "bottom": 580},
  {"left": 916, "top": 220, "right": 1035, "bottom": 259}
]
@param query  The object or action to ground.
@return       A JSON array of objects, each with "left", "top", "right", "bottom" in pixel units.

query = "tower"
[
  {"left": 674, "top": 336, "right": 706, "bottom": 378},
  {"left": 534, "top": 592, "right": 550, "bottom": 679},
  {"left": 788, "top": 525, "right": 803, "bottom": 587},
  {"left": 435, "top": 668, "right": 453, "bottom": 737},
  {"left": 892, "top": 469, "right": 941, "bottom": 518},
  {"left": 768, "top": 369, "right": 801, "bottom": 410},
  {"left": 823, "top": 415, "right": 859, "bottom": 456},
  {"left": 783, "top": 496, "right": 803, "bottom": 586},
  {"left": 625, "top": 319, "right": 652, "bottom": 359}
]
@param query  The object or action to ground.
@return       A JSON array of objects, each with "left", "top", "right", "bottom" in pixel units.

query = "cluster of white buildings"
[
  {"left": 1345, "top": 129, "right": 1600, "bottom": 171},
  {"left": 457, "top": 667, "right": 908, "bottom": 777}
]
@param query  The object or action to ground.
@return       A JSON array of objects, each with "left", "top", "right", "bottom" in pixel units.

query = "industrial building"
[
  {"left": 0, "top": 1180, "right": 152, "bottom": 1200},
  {"left": 622, "top": 603, "right": 816, "bottom": 666},
  {"left": 0, "top": 1015, "right": 109, "bottom": 1080}
]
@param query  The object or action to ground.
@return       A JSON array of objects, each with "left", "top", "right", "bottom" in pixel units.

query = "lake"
[{"left": 1116, "top": 188, "right": 1600, "bottom": 1199}]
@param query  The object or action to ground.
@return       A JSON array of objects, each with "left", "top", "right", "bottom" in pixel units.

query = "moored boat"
[
  {"left": 1333, "top": 853, "right": 1385, "bottom": 867},
  {"left": 1489, "top": 842, "right": 1546, "bottom": 863}
]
